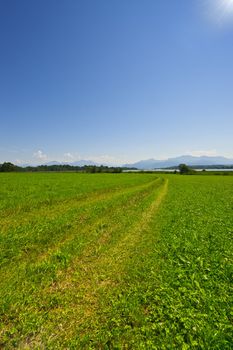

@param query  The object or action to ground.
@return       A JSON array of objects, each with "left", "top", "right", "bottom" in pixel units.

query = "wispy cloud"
[
  {"left": 63, "top": 152, "right": 75, "bottom": 161},
  {"left": 186, "top": 149, "right": 218, "bottom": 157},
  {"left": 14, "top": 159, "right": 25, "bottom": 165},
  {"left": 86, "top": 155, "right": 126, "bottom": 165},
  {"left": 33, "top": 150, "right": 48, "bottom": 161}
]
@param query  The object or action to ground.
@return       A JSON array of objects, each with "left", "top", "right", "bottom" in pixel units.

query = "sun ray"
[{"left": 212, "top": 0, "right": 233, "bottom": 22}]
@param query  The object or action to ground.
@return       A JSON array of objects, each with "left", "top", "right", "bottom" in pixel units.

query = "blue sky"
[{"left": 1, "top": 0, "right": 233, "bottom": 164}]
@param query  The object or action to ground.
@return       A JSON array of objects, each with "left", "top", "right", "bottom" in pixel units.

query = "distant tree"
[
  {"left": 0, "top": 162, "right": 19, "bottom": 172},
  {"left": 178, "top": 163, "right": 193, "bottom": 175}
]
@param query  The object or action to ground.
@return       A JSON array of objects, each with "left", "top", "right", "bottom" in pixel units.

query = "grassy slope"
[{"left": 0, "top": 174, "right": 232, "bottom": 349}]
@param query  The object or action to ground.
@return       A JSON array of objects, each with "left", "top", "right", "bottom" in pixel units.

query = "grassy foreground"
[{"left": 0, "top": 173, "right": 232, "bottom": 349}]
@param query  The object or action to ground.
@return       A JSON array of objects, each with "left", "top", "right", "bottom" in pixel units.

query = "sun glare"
[
  {"left": 215, "top": 0, "right": 233, "bottom": 19},
  {"left": 220, "top": 0, "right": 233, "bottom": 11},
  {"left": 204, "top": 0, "right": 233, "bottom": 24}
]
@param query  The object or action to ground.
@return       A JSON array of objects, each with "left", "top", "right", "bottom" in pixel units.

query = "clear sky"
[{"left": 1, "top": 0, "right": 233, "bottom": 165}]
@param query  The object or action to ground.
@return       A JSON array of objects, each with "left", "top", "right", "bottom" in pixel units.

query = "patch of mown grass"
[
  {"left": 0, "top": 173, "right": 156, "bottom": 214},
  {"left": 0, "top": 178, "right": 159, "bottom": 269},
  {"left": 0, "top": 173, "right": 162, "bottom": 348}
]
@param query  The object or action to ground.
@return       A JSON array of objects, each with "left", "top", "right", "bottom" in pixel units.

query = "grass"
[{"left": 0, "top": 173, "right": 232, "bottom": 348}]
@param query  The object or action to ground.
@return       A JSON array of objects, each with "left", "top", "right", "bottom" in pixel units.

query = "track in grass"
[{"left": 0, "top": 173, "right": 232, "bottom": 349}]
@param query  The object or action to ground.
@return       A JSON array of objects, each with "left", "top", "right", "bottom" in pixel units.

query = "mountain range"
[
  {"left": 20, "top": 155, "right": 233, "bottom": 169},
  {"left": 123, "top": 155, "right": 233, "bottom": 169},
  {"left": 45, "top": 160, "right": 98, "bottom": 166},
  {"left": 19, "top": 160, "right": 99, "bottom": 168}
]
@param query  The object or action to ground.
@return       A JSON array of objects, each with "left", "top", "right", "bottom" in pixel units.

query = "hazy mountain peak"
[{"left": 124, "top": 155, "right": 233, "bottom": 169}]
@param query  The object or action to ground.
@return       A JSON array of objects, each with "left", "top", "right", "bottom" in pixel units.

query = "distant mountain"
[
  {"left": 19, "top": 160, "right": 107, "bottom": 167},
  {"left": 44, "top": 161, "right": 62, "bottom": 166},
  {"left": 19, "top": 155, "right": 233, "bottom": 169},
  {"left": 43, "top": 160, "right": 100, "bottom": 167},
  {"left": 71, "top": 160, "right": 99, "bottom": 166},
  {"left": 124, "top": 155, "right": 233, "bottom": 170},
  {"left": 20, "top": 163, "right": 32, "bottom": 168}
]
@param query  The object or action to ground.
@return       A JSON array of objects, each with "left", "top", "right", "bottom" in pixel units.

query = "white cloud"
[
  {"left": 33, "top": 150, "right": 48, "bottom": 161},
  {"left": 86, "top": 155, "right": 126, "bottom": 165},
  {"left": 14, "top": 159, "right": 25, "bottom": 165},
  {"left": 186, "top": 149, "right": 218, "bottom": 157},
  {"left": 63, "top": 152, "right": 75, "bottom": 160},
  {"left": 223, "top": 152, "right": 233, "bottom": 158}
]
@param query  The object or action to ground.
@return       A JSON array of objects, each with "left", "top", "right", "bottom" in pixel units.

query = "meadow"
[{"left": 0, "top": 173, "right": 232, "bottom": 349}]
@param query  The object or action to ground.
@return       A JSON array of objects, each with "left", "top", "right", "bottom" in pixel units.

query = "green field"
[{"left": 0, "top": 173, "right": 232, "bottom": 349}]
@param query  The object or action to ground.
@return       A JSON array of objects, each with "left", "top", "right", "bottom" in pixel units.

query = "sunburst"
[
  {"left": 212, "top": 0, "right": 233, "bottom": 22},
  {"left": 218, "top": 0, "right": 233, "bottom": 14},
  {"left": 203, "top": 0, "right": 233, "bottom": 24}
]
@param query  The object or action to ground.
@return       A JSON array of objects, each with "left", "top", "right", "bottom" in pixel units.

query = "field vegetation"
[{"left": 0, "top": 173, "right": 232, "bottom": 349}]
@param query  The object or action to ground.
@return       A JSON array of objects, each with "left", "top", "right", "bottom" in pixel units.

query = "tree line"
[{"left": 0, "top": 162, "right": 125, "bottom": 173}]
